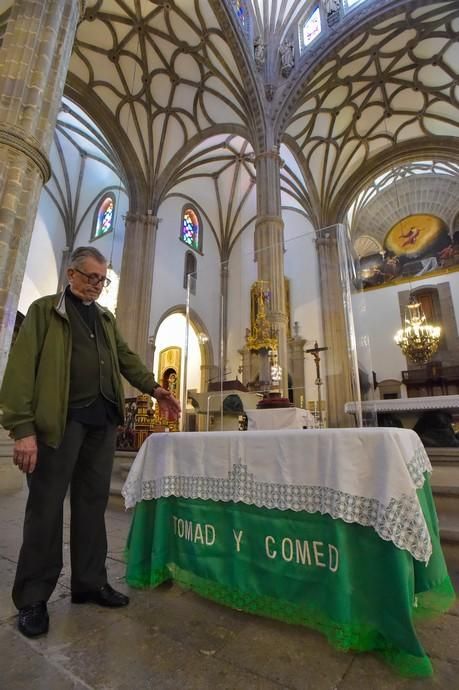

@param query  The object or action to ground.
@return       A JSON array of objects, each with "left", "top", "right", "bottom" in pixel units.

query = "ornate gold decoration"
[
  {"left": 117, "top": 394, "right": 177, "bottom": 451},
  {"left": 136, "top": 394, "right": 179, "bottom": 439},
  {"left": 158, "top": 346, "right": 181, "bottom": 393},
  {"left": 247, "top": 281, "right": 278, "bottom": 352},
  {"left": 394, "top": 297, "right": 441, "bottom": 364},
  {"left": 151, "top": 402, "right": 179, "bottom": 432}
]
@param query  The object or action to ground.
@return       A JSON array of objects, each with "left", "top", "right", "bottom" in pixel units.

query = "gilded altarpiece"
[
  {"left": 241, "top": 279, "right": 304, "bottom": 402},
  {"left": 249, "top": 280, "right": 291, "bottom": 339}
]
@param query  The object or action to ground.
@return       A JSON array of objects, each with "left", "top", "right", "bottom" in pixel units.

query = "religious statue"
[
  {"left": 305, "top": 341, "right": 328, "bottom": 427},
  {"left": 265, "top": 83, "right": 275, "bottom": 101},
  {"left": 323, "top": 0, "right": 340, "bottom": 24},
  {"left": 254, "top": 36, "right": 266, "bottom": 71},
  {"left": 167, "top": 371, "right": 177, "bottom": 396},
  {"left": 279, "top": 39, "right": 294, "bottom": 78}
]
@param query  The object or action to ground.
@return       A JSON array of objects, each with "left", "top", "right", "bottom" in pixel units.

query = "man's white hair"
[{"left": 70, "top": 246, "right": 107, "bottom": 269}]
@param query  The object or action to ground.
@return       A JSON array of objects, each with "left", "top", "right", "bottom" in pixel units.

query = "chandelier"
[{"left": 394, "top": 297, "right": 441, "bottom": 364}]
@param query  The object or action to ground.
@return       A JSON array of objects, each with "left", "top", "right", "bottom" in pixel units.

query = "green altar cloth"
[{"left": 125, "top": 481, "right": 455, "bottom": 677}]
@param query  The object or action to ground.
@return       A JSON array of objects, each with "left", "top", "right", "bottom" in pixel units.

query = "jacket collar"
[
  {"left": 54, "top": 291, "right": 67, "bottom": 317},
  {"left": 54, "top": 290, "right": 111, "bottom": 320}
]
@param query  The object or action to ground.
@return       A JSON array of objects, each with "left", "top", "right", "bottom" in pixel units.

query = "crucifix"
[{"left": 305, "top": 341, "right": 328, "bottom": 427}]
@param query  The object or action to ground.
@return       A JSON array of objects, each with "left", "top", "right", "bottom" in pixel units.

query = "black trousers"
[{"left": 12, "top": 420, "right": 117, "bottom": 609}]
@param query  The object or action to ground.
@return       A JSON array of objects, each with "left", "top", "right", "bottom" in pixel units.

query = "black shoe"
[
  {"left": 18, "top": 602, "right": 49, "bottom": 637},
  {"left": 71, "top": 583, "right": 129, "bottom": 607}
]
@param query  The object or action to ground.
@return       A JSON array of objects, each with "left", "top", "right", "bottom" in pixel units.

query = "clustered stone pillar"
[
  {"left": 219, "top": 259, "right": 229, "bottom": 377},
  {"left": 254, "top": 149, "right": 288, "bottom": 396},
  {"left": 57, "top": 246, "right": 72, "bottom": 292},
  {"left": 315, "top": 226, "right": 355, "bottom": 427},
  {"left": 289, "top": 336, "right": 307, "bottom": 408},
  {"left": 0, "top": 0, "right": 83, "bottom": 381},
  {"left": 116, "top": 212, "right": 158, "bottom": 396}
]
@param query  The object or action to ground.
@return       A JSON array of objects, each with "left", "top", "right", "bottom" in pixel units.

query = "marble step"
[
  {"left": 427, "top": 447, "right": 459, "bottom": 465},
  {"left": 432, "top": 467, "right": 459, "bottom": 542},
  {"left": 432, "top": 485, "right": 459, "bottom": 516},
  {"left": 119, "top": 462, "right": 134, "bottom": 482},
  {"left": 109, "top": 476, "right": 124, "bottom": 496},
  {"left": 113, "top": 450, "right": 136, "bottom": 482},
  {"left": 429, "top": 461, "right": 459, "bottom": 544},
  {"left": 437, "top": 513, "right": 459, "bottom": 544}
]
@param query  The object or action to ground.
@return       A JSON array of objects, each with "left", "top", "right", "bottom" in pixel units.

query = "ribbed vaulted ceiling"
[{"left": 65, "top": 0, "right": 459, "bottom": 243}]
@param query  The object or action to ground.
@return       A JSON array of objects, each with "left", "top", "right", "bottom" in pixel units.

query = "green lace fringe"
[
  {"left": 126, "top": 560, "right": 455, "bottom": 677},
  {"left": 413, "top": 576, "right": 456, "bottom": 621}
]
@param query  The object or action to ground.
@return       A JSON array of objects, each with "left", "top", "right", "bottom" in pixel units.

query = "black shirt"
[{"left": 65, "top": 286, "right": 120, "bottom": 427}]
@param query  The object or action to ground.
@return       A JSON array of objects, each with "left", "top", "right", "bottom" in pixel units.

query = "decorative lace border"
[
  {"left": 406, "top": 443, "right": 432, "bottom": 486},
  {"left": 345, "top": 396, "right": 459, "bottom": 413},
  {"left": 122, "top": 459, "right": 432, "bottom": 563}
]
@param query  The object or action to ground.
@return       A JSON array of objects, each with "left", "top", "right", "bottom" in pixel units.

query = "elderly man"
[{"left": 0, "top": 246, "right": 180, "bottom": 638}]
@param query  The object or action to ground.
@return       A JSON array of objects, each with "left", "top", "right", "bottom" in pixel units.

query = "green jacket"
[{"left": 0, "top": 292, "right": 158, "bottom": 448}]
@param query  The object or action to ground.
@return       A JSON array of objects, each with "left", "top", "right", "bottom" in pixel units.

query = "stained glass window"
[
  {"left": 301, "top": 7, "right": 321, "bottom": 47},
  {"left": 93, "top": 195, "right": 115, "bottom": 239},
  {"left": 181, "top": 207, "right": 201, "bottom": 252},
  {"left": 232, "top": 0, "right": 249, "bottom": 33}
]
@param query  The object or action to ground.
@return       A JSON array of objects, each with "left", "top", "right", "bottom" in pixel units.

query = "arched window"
[
  {"left": 180, "top": 206, "right": 202, "bottom": 253},
  {"left": 183, "top": 251, "right": 197, "bottom": 295},
  {"left": 299, "top": 6, "right": 322, "bottom": 52},
  {"left": 92, "top": 193, "right": 115, "bottom": 240}
]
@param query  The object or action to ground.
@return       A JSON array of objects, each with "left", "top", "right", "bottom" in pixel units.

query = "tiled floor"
[{"left": 1, "top": 485, "right": 458, "bottom": 690}]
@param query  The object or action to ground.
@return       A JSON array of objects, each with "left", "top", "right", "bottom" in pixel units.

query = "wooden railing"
[{"left": 402, "top": 365, "right": 459, "bottom": 396}]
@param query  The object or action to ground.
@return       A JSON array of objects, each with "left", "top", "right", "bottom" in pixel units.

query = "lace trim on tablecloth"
[
  {"left": 122, "top": 454, "right": 432, "bottom": 563},
  {"left": 406, "top": 442, "right": 432, "bottom": 486},
  {"left": 345, "top": 395, "right": 459, "bottom": 413}
]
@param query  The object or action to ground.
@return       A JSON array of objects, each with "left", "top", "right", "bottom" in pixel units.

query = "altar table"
[
  {"left": 122, "top": 428, "right": 455, "bottom": 677},
  {"left": 245, "top": 406, "right": 314, "bottom": 430}
]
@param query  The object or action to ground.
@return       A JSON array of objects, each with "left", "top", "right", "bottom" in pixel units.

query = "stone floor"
[{"left": 1, "top": 486, "right": 459, "bottom": 690}]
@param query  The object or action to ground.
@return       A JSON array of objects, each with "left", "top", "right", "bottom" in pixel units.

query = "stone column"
[
  {"left": 57, "top": 246, "right": 72, "bottom": 291},
  {"left": 254, "top": 149, "right": 288, "bottom": 395},
  {"left": 200, "top": 363, "right": 218, "bottom": 392},
  {"left": 116, "top": 212, "right": 158, "bottom": 395},
  {"left": 219, "top": 260, "right": 229, "bottom": 378},
  {"left": 315, "top": 226, "right": 355, "bottom": 427},
  {"left": 289, "top": 336, "right": 307, "bottom": 407},
  {"left": 0, "top": 0, "right": 83, "bottom": 381},
  {"left": 238, "top": 346, "right": 251, "bottom": 387}
]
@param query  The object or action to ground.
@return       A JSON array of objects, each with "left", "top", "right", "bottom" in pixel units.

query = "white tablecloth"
[
  {"left": 122, "top": 428, "right": 432, "bottom": 562},
  {"left": 245, "top": 407, "right": 314, "bottom": 430}
]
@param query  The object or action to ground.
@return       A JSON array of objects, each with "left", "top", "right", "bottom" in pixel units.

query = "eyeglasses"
[{"left": 73, "top": 268, "right": 111, "bottom": 288}]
